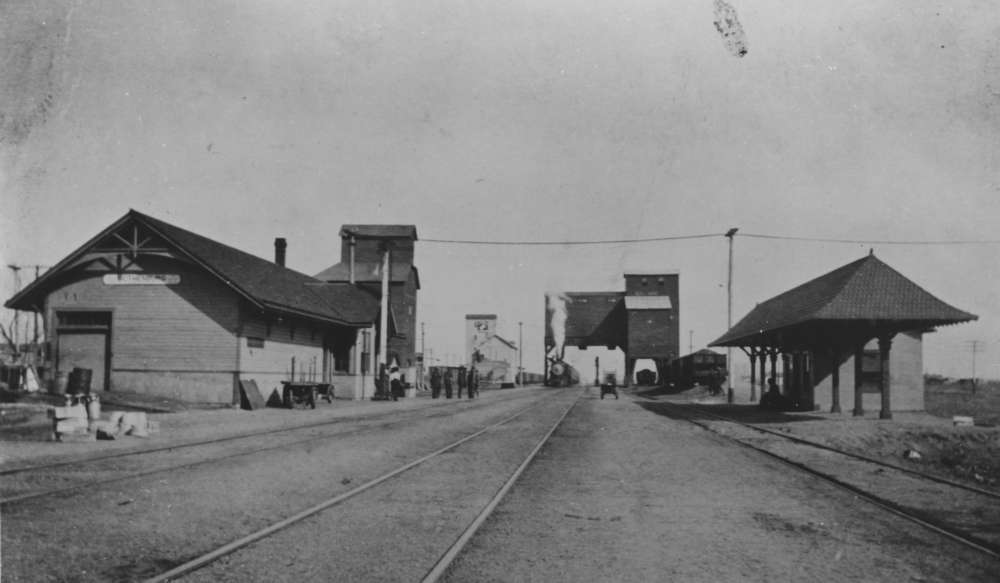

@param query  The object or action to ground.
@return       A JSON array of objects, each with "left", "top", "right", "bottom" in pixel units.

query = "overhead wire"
[
  {"left": 739, "top": 233, "right": 1000, "bottom": 245},
  {"left": 420, "top": 233, "right": 720, "bottom": 245},
  {"left": 419, "top": 232, "right": 1000, "bottom": 246}
]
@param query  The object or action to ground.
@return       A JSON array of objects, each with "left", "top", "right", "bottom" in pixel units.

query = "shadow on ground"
[{"left": 634, "top": 400, "right": 827, "bottom": 424}]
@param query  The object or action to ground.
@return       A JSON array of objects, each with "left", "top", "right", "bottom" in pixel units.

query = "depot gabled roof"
[
  {"left": 6, "top": 210, "right": 383, "bottom": 327},
  {"left": 711, "top": 253, "right": 977, "bottom": 347}
]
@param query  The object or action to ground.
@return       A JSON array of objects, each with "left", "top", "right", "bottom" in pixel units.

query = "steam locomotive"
[{"left": 545, "top": 358, "right": 581, "bottom": 387}]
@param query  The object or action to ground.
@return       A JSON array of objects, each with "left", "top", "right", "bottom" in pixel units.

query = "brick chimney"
[{"left": 274, "top": 237, "right": 287, "bottom": 267}]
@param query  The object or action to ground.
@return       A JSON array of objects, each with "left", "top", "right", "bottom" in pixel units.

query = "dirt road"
[
  {"left": 4, "top": 386, "right": 997, "bottom": 582},
  {"left": 443, "top": 388, "right": 998, "bottom": 582}
]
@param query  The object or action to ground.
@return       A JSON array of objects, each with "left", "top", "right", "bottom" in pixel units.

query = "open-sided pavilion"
[{"left": 710, "top": 252, "right": 977, "bottom": 419}]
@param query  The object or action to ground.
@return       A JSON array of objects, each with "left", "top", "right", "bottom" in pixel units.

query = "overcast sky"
[{"left": 2, "top": 0, "right": 998, "bottom": 380}]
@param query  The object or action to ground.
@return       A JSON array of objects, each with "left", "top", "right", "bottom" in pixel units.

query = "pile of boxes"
[
  {"left": 49, "top": 401, "right": 95, "bottom": 443},
  {"left": 49, "top": 396, "right": 159, "bottom": 442}
]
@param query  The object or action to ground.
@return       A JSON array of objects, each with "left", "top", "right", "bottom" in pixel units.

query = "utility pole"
[
  {"left": 518, "top": 321, "right": 523, "bottom": 386},
  {"left": 689, "top": 330, "right": 693, "bottom": 355},
  {"left": 376, "top": 244, "right": 390, "bottom": 399},
  {"left": 966, "top": 340, "right": 983, "bottom": 393},
  {"left": 725, "top": 228, "right": 739, "bottom": 404},
  {"left": 32, "top": 265, "right": 40, "bottom": 344},
  {"left": 7, "top": 265, "right": 21, "bottom": 352}
]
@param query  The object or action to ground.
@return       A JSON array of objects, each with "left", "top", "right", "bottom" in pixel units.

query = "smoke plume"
[{"left": 546, "top": 292, "right": 571, "bottom": 359}]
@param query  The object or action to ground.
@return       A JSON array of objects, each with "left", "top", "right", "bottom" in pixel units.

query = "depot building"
[{"left": 5, "top": 210, "right": 418, "bottom": 404}]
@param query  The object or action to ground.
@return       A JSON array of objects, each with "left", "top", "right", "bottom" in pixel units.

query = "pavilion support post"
[
  {"left": 830, "top": 346, "right": 842, "bottom": 414},
  {"left": 795, "top": 352, "right": 806, "bottom": 409},
  {"left": 853, "top": 343, "right": 864, "bottom": 417},
  {"left": 769, "top": 350, "right": 779, "bottom": 388},
  {"left": 781, "top": 353, "right": 791, "bottom": 396},
  {"left": 624, "top": 357, "right": 635, "bottom": 388},
  {"left": 739, "top": 347, "right": 757, "bottom": 402},
  {"left": 806, "top": 350, "right": 816, "bottom": 411},
  {"left": 878, "top": 335, "right": 893, "bottom": 420},
  {"left": 760, "top": 350, "right": 768, "bottom": 393}
]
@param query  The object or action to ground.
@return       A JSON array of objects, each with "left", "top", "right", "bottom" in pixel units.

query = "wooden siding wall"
[
  {"left": 46, "top": 256, "right": 240, "bottom": 402},
  {"left": 239, "top": 317, "right": 326, "bottom": 403}
]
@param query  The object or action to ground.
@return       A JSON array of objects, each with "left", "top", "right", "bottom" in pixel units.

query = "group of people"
[{"left": 429, "top": 365, "right": 479, "bottom": 399}]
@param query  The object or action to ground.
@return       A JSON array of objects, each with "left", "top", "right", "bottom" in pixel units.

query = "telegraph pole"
[
  {"left": 725, "top": 228, "right": 739, "bottom": 404},
  {"left": 376, "top": 244, "right": 390, "bottom": 399},
  {"left": 518, "top": 321, "right": 523, "bottom": 385},
  {"left": 32, "top": 265, "right": 40, "bottom": 344},
  {"left": 689, "top": 330, "right": 693, "bottom": 354},
  {"left": 966, "top": 340, "right": 983, "bottom": 393}
]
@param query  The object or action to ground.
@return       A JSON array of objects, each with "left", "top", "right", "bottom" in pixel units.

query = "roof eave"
[
  {"left": 5, "top": 211, "right": 141, "bottom": 311},
  {"left": 711, "top": 315, "right": 980, "bottom": 347},
  {"left": 261, "top": 301, "right": 370, "bottom": 328}
]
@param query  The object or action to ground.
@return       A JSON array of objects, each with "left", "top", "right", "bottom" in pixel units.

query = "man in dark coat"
[
  {"left": 444, "top": 368, "right": 454, "bottom": 399},
  {"left": 456, "top": 366, "right": 467, "bottom": 399},
  {"left": 430, "top": 368, "right": 442, "bottom": 399},
  {"left": 468, "top": 366, "right": 479, "bottom": 399},
  {"left": 389, "top": 365, "right": 403, "bottom": 401}
]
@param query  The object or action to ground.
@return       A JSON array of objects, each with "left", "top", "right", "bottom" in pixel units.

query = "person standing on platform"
[
  {"left": 430, "top": 367, "right": 442, "bottom": 399},
  {"left": 389, "top": 365, "right": 403, "bottom": 401},
  {"left": 468, "top": 366, "right": 479, "bottom": 399},
  {"left": 444, "top": 368, "right": 454, "bottom": 399},
  {"left": 457, "top": 365, "right": 467, "bottom": 399}
]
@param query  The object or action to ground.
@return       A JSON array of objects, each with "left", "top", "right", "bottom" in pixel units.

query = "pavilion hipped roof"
[{"left": 710, "top": 253, "right": 977, "bottom": 348}]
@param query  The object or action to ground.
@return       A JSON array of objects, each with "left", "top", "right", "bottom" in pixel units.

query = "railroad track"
[
  {"left": 0, "top": 390, "right": 548, "bottom": 506},
  {"left": 645, "top": 398, "right": 1000, "bottom": 560},
  {"left": 142, "top": 389, "right": 581, "bottom": 582}
]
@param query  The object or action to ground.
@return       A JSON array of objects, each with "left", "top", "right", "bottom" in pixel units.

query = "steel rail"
[
  {"left": 421, "top": 391, "right": 581, "bottom": 583},
  {"left": 1, "top": 393, "right": 544, "bottom": 506},
  {"left": 658, "top": 401, "right": 1000, "bottom": 560},
  {"left": 683, "top": 403, "right": 1000, "bottom": 500},
  {"left": 143, "top": 392, "right": 574, "bottom": 583}
]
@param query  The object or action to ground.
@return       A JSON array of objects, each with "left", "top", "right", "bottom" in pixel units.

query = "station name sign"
[{"left": 103, "top": 274, "right": 181, "bottom": 285}]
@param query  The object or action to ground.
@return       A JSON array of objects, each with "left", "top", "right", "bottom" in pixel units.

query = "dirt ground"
[
  {"left": 634, "top": 382, "right": 1000, "bottom": 492},
  {"left": 444, "top": 387, "right": 998, "bottom": 582},
  {"left": 1, "top": 389, "right": 554, "bottom": 582}
]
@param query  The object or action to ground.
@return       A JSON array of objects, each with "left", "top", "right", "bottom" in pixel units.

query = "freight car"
[{"left": 668, "top": 349, "right": 727, "bottom": 390}]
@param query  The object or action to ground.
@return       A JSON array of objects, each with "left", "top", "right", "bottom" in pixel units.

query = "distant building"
[
  {"left": 314, "top": 225, "right": 420, "bottom": 369},
  {"left": 545, "top": 272, "right": 679, "bottom": 385},
  {"left": 465, "top": 314, "right": 518, "bottom": 385}
]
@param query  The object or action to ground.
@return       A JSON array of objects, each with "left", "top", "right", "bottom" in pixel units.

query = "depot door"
[{"left": 56, "top": 311, "right": 112, "bottom": 392}]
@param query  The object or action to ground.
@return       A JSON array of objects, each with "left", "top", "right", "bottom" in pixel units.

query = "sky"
[{"left": 2, "top": 0, "right": 998, "bottom": 381}]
